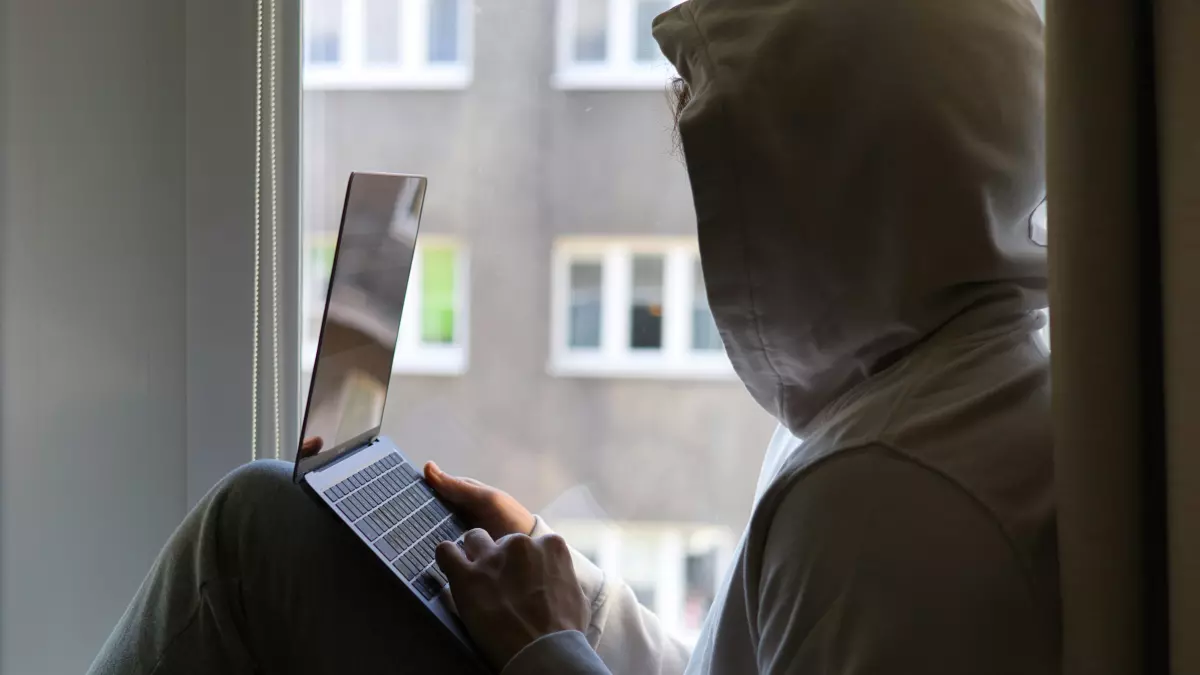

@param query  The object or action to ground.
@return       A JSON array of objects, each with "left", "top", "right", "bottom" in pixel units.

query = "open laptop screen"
[{"left": 295, "top": 173, "right": 427, "bottom": 479}]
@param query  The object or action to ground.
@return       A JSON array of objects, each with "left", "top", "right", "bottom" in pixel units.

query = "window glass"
[
  {"left": 635, "top": 0, "right": 670, "bottom": 62},
  {"left": 691, "top": 259, "right": 722, "bottom": 351},
  {"left": 630, "top": 254, "right": 664, "bottom": 350},
  {"left": 574, "top": 0, "right": 609, "bottom": 62},
  {"left": 420, "top": 246, "right": 458, "bottom": 344},
  {"left": 365, "top": 0, "right": 401, "bottom": 64},
  {"left": 302, "top": 0, "right": 774, "bottom": 646},
  {"left": 428, "top": 0, "right": 460, "bottom": 63},
  {"left": 308, "top": 0, "right": 344, "bottom": 64},
  {"left": 569, "top": 261, "right": 603, "bottom": 349}
]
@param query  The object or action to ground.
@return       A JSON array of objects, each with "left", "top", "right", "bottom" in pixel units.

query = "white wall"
[{"left": 0, "top": 0, "right": 189, "bottom": 672}]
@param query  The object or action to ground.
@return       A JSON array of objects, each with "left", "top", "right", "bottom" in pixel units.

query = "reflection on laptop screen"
[{"left": 301, "top": 173, "right": 426, "bottom": 458}]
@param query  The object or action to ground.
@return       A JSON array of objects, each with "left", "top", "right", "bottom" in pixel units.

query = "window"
[
  {"left": 549, "top": 518, "right": 735, "bottom": 646},
  {"left": 552, "top": 238, "right": 732, "bottom": 378},
  {"left": 304, "top": 0, "right": 473, "bottom": 89},
  {"left": 303, "top": 236, "right": 468, "bottom": 375},
  {"left": 555, "top": 0, "right": 683, "bottom": 89}
]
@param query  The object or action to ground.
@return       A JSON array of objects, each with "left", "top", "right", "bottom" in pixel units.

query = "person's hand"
[
  {"left": 436, "top": 529, "right": 590, "bottom": 670},
  {"left": 424, "top": 462, "right": 535, "bottom": 540},
  {"left": 299, "top": 436, "right": 324, "bottom": 459}
]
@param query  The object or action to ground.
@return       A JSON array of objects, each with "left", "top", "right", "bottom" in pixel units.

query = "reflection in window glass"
[
  {"left": 428, "top": 0, "right": 460, "bottom": 63},
  {"left": 574, "top": 0, "right": 609, "bottom": 62},
  {"left": 420, "top": 247, "right": 457, "bottom": 344},
  {"left": 692, "top": 259, "right": 722, "bottom": 351},
  {"left": 307, "top": 0, "right": 343, "bottom": 64},
  {"left": 631, "top": 255, "right": 664, "bottom": 349},
  {"left": 635, "top": 0, "right": 670, "bottom": 62},
  {"left": 365, "top": 0, "right": 401, "bottom": 64},
  {"left": 569, "top": 262, "right": 603, "bottom": 348},
  {"left": 302, "top": 0, "right": 775, "bottom": 646},
  {"left": 337, "top": 370, "right": 388, "bottom": 442}
]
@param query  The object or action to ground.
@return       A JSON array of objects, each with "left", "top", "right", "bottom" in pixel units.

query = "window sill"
[
  {"left": 304, "top": 67, "right": 472, "bottom": 91},
  {"left": 552, "top": 67, "right": 677, "bottom": 91},
  {"left": 549, "top": 354, "right": 736, "bottom": 381}
]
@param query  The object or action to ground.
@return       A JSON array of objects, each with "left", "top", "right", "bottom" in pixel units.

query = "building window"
[
  {"left": 554, "top": 0, "right": 682, "bottom": 89},
  {"left": 304, "top": 236, "right": 469, "bottom": 375},
  {"left": 551, "top": 238, "right": 731, "bottom": 379},
  {"left": 304, "top": 0, "right": 473, "bottom": 90}
]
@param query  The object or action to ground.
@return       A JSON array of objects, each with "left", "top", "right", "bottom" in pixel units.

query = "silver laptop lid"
[{"left": 294, "top": 172, "right": 427, "bottom": 482}]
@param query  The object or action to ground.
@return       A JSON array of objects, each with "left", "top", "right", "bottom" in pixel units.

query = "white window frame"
[
  {"left": 302, "top": 236, "right": 469, "bottom": 377},
  {"left": 553, "top": 0, "right": 683, "bottom": 90},
  {"left": 393, "top": 237, "right": 470, "bottom": 374},
  {"left": 550, "top": 237, "right": 733, "bottom": 379},
  {"left": 304, "top": 0, "right": 474, "bottom": 90}
]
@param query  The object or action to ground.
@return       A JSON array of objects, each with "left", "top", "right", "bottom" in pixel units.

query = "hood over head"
[{"left": 653, "top": 0, "right": 1047, "bottom": 435}]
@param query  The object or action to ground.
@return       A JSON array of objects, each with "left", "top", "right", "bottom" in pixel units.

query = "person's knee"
[
  {"left": 203, "top": 460, "right": 322, "bottom": 562},
  {"left": 208, "top": 460, "right": 306, "bottom": 527},
  {"left": 219, "top": 460, "right": 294, "bottom": 496}
]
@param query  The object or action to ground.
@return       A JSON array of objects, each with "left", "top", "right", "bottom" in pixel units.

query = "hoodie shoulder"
[{"left": 751, "top": 446, "right": 1058, "bottom": 674}]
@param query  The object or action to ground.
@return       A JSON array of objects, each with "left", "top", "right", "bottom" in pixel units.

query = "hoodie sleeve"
[
  {"left": 504, "top": 516, "right": 691, "bottom": 675},
  {"left": 754, "top": 448, "right": 1056, "bottom": 675}
]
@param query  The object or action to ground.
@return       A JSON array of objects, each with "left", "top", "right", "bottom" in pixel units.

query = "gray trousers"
[{"left": 86, "top": 460, "right": 488, "bottom": 675}]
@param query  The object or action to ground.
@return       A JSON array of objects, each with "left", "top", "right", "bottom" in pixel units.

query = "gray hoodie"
[{"left": 514, "top": 0, "right": 1057, "bottom": 673}]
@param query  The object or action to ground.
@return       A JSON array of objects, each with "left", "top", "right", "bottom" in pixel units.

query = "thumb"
[{"left": 425, "top": 462, "right": 486, "bottom": 506}]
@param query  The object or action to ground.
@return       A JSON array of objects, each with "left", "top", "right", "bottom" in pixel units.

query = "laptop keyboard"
[{"left": 323, "top": 453, "right": 467, "bottom": 600}]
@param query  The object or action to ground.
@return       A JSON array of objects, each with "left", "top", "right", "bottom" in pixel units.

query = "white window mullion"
[
  {"left": 406, "top": 0, "right": 430, "bottom": 70},
  {"left": 343, "top": 0, "right": 366, "bottom": 71},
  {"left": 663, "top": 246, "right": 690, "bottom": 362},
  {"left": 550, "top": 238, "right": 733, "bottom": 379},
  {"left": 610, "top": 0, "right": 633, "bottom": 69},
  {"left": 603, "top": 247, "right": 632, "bottom": 360},
  {"left": 657, "top": 529, "right": 685, "bottom": 636}
]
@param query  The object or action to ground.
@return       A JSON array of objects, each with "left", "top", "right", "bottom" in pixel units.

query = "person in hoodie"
[{"left": 87, "top": 0, "right": 1056, "bottom": 674}]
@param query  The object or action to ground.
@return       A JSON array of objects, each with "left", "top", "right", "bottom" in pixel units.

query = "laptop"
[{"left": 293, "top": 172, "right": 481, "bottom": 663}]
